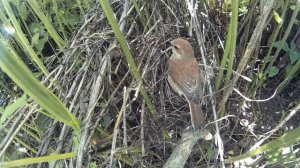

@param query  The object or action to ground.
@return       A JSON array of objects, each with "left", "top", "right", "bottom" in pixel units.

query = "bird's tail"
[{"left": 188, "top": 101, "right": 205, "bottom": 129}]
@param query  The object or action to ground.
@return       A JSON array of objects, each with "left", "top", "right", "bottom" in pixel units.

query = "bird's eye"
[{"left": 174, "top": 45, "right": 179, "bottom": 50}]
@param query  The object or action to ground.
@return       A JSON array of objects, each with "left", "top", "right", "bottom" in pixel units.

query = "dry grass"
[
  {"left": 4, "top": 0, "right": 299, "bottom": 167},
  {"left": 37, "top": 1, "right": 225, "bottom": 167}
]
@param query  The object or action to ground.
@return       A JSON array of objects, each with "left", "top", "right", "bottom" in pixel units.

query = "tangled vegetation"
[{"left": 0, "top": 0, "right": 300, "bottom": 167}]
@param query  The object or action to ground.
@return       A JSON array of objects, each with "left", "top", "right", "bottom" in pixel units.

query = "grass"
[{"left": 1, "top": 0, "right": 300, "bottom": 167}]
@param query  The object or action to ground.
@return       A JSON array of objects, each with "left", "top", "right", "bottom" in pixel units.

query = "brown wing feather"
[{"left": 168, "top": 58, "right": 203, "bottom": 102}]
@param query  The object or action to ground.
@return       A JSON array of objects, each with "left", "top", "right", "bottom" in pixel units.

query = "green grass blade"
[
  {"left": 0, "top": 152, "right": 76, "bottom": 167},
  {"left": 215, "top": 0, "right": 239, "bottom": 90},
  {"left": 226, "top": 123, "right": 300, "bottom": 162},
  {"left": 215, "top": 11, "right": 232, "bottom": 89},
  {"left": 1, "top": 0, "right": 49, "bottom": 75},
  {"left": 0, "top": 94, "right": 27, "bottom": 126},
  {"left": 27, "top": 0, "right": 66, "bottom": 50},
  {"left": 223, "top": 0, "right": 239, "bottom": 88},
  {"left": 132, "top": 0, "right": 147, "bottom": 29},
  {"left": 0, "top": 40, "right": 81, "bottom": 132},
  {"left": 99, "top": 0, "right": 157, "bottom": 119}
]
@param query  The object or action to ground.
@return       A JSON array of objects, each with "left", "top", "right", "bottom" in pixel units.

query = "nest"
[{"left": 29, "top": 1, "right": 223, "bottom": 167}]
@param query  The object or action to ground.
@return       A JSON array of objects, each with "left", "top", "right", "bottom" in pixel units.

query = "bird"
[{"left": 167, "top": 38, "right": 204, "bottom": 129}]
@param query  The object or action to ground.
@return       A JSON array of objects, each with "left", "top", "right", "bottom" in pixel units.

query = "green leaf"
[
  {"left": 0, "top": 94, "right": 27, "bottom": 126},
  {"left": 274, "top": 41, "right": 290, "bottom": 52},
  {"left": 295, "top": 19, "right": 300, "bottom": 25},
  {"left": 89, "top": 162, "right": 98, "bottom": 168},
  {"left": 285, "top": 64, "right": 293, "bottom": 78},
  {"left": 18, "top": 1, "right": 29, "bottom": 20},
  {"left": 103, "top": 114, "right": 111, "bottom": 128},
  {"left": 36, "top": 35, "right": 49, "bottom": 53},
  {"left": 30, "top": 23, "right": 48, "bottom": 53},
  {"left": 290, "top": 42, "right": 296, "bottom": 50},
  {"left": 27, "top": 0, "right": 66, "bottom": 49},
  {"left": 289, "top": 49, "right": 300, "bottom": 64},
  {"left": 239, "top": 6, "right": 248, "bottom": 14},
  {"left": 66, "top": 14, "right": 80, "bottom": 26},
  {"left": 258, "top": 72, "right": 263, "bottom": 79},
  {"left": 31, "top": 33, "right": 40, "bottom": 46},
  {"left": 268, "top": 66, "right": 279, "bottom": 77},
  {"left": 117, "top": 153, "right": 134, "bottom": 166},
  {"left": 282, "top": 42, "right": 290, "bottom": 52},
  {"left": 29, "top": 22, "right": 43, "bottom": 34},
  {"left": 273, "top": 11, "right": 283, "bottom": 24},
  {"left": 290, "top": 5, "right": 296, "bottom": 10},
  {"left": 264, "top": 56, "right": 272, "bottom": 63}
]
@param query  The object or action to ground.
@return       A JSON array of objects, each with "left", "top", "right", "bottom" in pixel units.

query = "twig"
[
  {"left": 109, "top": 86, "right": 130, "bottom": 167},
  {"left": 233, "top": 87, "right": 278, "bottom": 102},
  {"left": 109, "top": 128, "right": 119, "bottom": 168},
  {"left": 163, "top": 130, "right": 210, "bottom": 168},
  {"left": 141, "top": 101, "right": 145, "bottom": 156},
  {"left": 123, "top": 88, "right": 128, "bottom": 154}
]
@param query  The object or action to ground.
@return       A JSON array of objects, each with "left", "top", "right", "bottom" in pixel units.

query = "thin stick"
[{"left": 141, "top": 101, "right": 145, "bottom": 156}]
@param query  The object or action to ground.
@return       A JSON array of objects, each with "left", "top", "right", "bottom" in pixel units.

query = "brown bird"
[{"left": 167, "top": 38, "right": 204, "bottom": 129}]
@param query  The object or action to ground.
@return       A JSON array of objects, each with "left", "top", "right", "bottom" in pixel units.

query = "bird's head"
[{"left": 170, "top": 38, "right": 194, "bottom": 59}]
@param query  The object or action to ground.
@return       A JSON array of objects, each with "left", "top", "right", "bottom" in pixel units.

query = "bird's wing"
[
  {"left": 177, "top": 75, "right": 201, "bottom": 102},
  {"left": 168, "top": 58, "right": 203, "bottom": 102}
]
